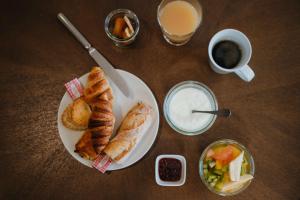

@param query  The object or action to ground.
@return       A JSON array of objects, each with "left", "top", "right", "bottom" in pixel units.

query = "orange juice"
[{"left": 159, "top": 0, "right": 200, "bottom": 36}]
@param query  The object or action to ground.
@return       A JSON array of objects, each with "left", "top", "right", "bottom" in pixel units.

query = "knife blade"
[
  {"left": 57, "top": 13, "right": 131, "bottom": 98},
  {"left": 88, "top": 47, "right": 131, "bottom": 97}
]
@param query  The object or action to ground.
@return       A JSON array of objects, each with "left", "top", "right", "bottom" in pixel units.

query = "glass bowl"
[
  {"left": 163, "top": 81, "right": 218, "bottom": 136},
  {"left": 104, "top": 9, "right": 140, "bottom": 47},
  {"left": 199, "top": 139, "right": 255, "bottom": 196}
]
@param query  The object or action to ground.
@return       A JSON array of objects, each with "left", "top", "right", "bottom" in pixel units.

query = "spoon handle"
[{"left": 192, "top": 109, "right": 231, "bottom": 117}]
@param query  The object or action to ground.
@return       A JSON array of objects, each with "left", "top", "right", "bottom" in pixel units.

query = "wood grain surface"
[{"left": 0, "top": 0, "right": 299, "bottom": 199}]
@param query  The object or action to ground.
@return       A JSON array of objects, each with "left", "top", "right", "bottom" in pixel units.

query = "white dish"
[
  {"left": 155, "top": 154, "right": 186, "bottom": 186},
  {"left": 57, "top": 69, "right": 159, "bottom": 170}
]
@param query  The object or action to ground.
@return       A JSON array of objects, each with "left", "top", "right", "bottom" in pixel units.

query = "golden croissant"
[{"left": 75, "top": 67, "right": 115, "bottom": 160}]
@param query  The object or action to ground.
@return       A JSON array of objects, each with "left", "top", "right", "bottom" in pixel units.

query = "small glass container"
[
  {"left": 157, "top": 0, "right": 203, "bottom": 46},
  {"left": 199, "top": 139, "right": 255, "bottom": 196},
  {"left": 163, "top": 81, "right": 218, "bottom": 136},
  {"left": 105, "top": 9, "right": 140, "bottom": 47}
]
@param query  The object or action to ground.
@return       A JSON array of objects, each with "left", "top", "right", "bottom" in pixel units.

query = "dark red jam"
[{"left": 158, "top": 158, "right": 182, "bottom": 181}]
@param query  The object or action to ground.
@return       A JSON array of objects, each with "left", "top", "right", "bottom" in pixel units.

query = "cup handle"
[{"left": 234, "top": 65, "right": 255, "bottom": 82}]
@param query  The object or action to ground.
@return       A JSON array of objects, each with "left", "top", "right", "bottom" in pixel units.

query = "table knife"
[{"left": 57, "top": 13, "right": 131, "bottom": 98}]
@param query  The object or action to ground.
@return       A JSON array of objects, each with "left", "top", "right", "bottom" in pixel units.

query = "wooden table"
[{"left": 1, "top": 0, "right": 299, "bottom": 199}]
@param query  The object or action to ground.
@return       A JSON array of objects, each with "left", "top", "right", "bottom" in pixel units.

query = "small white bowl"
[{"left": 155, "top": 154, "right": 186, "bottom": 186}]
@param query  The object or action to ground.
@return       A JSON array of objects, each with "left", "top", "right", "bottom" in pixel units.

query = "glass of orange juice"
[{"left": 157, "top": 0, "right": 202, "bottom": 46}]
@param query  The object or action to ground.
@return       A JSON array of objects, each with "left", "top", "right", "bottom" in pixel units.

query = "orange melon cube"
[
  {"left": 229, "top": 145, "right": 242, "bottom": 159},
  {"left": 215, "top": 160, "right": 223, "bottom": 169},
  {"left": 223, "top": 172, "right": 230, "bottom": 183}
]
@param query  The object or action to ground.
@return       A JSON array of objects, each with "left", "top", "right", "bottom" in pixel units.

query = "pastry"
[
  {"left": 112, "top": 16, "right": 134, "bottom": 39},
  {"left": 75, "top": 67, "right": 115, "bottom": 159},
  {"left": 62, "top": 98, "right": 91, "bottom": 130},
  {"left": 74, "top": 130, "right": 98, "bottom": 160},
  {"left": 103, "top": 103, "right": 152, "bottom": 163}
]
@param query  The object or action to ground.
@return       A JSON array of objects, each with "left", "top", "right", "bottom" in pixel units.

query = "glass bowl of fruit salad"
[{"left": 199, "top": 139, "right": 255, "bottom": 196}]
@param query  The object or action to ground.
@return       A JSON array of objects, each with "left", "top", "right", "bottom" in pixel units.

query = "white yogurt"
[{"left": 168, "top": 87, "right": 213, "bottom": 132}]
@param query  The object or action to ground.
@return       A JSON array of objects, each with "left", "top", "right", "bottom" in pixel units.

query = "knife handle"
[{"left": 57, "top": 13, "right": 91, "bottom": 50}]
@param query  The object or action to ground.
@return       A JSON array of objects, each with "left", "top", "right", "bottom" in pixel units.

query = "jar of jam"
[
  {"left": 159, "top": 158, "right": 182, "bottom": 181},
  {"left": 155, "top": 155, "right": 186, "bottom": 186}
]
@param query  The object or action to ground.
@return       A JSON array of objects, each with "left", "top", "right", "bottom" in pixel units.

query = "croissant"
[
  {"left": 103, "top": 103, "right": 152, "bottom": 163},
  {"left": 75, "top": 67, "right": 115, "bottom": 159},
  {"left": 75, "top": 131, "right": 98, "bottom": 160}
]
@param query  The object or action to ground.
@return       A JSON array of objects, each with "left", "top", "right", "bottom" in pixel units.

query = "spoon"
[{"left": 192, "top": 109, "right": 231, "bottom": 117}]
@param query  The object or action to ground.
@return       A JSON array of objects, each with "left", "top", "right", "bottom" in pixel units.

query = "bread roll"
[{"left": 103, "top": 103, "right": 152, "bottom": 163}]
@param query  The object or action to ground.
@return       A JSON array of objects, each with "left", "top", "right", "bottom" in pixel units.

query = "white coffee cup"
[{"left": 208, "top": 29, "right": 255, "bottom": 82}]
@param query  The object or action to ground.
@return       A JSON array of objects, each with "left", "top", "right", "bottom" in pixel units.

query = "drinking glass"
[{"left": 157, "top": 0, "right": 202, "bottom": 46}]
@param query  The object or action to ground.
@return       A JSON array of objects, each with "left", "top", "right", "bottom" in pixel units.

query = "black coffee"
[{"left": 212, "top": 40, "right": 241, "bottom": 69}]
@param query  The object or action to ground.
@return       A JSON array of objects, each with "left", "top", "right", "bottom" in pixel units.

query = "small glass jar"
[
  {"left": 199, "top": 139, "right": 255, "bottom": 196},
  {"left": 157, "top": 0, "right": 203, "bottom": 46},
  {"left": 163, "top": 81, "right": 218, "bottom": 136},
  {"left": 104, "top": 9, "right": 140, "bottom": 47}
]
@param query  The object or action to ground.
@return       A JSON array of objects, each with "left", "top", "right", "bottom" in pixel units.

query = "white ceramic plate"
[{"left": 57, "top": 69, "right": 159, "bottom": 170}]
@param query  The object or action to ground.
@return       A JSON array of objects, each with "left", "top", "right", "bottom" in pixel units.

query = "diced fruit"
[
  {"left": 213, "top": 169, "right": 223, "bottom": 176},
  {"left": 221, "top": 165, "right": 229, "bottom": 172},
  {"left": 212, "top": 146, "right": 225, "bottom": 155},
  {"left": 215, "top": 160, "right": 223, "bottom": 169},
  {"left": 207, "top": 160, "right": 216, "bottom": 169},
  {"left": 208, "top": 176, "right": 213, "bottom": 183},
  {"left": 206, "top": 149, "right": 215, "bottom": 159},
  {"left": 215, "top": 182, "right": 224, "bottom": 191},
  {"left": 206, "top": 160, "right": 211, "bottom": 167},
  {"left": 210, "top": 174, "right": 217, "bottom": 179},
  {"left": 209, "top": 161, "right": 216, "bottom": 168},
  {"left": 206, "top": 156, "right": 213, "bottom": 162},
  {"left": 210, "top": 178, "right": 218, "bottom": 187},
  {"left": 123, "top": 15, "right": 134, "bottom": 33},
  {"left": 210, "top": 181, "right": 217, "bottom": 187},
  {"left": 229, "top": 151, "right": 244, "bottom": 181},
  {"left": 230, "top": 145, "right": 242, "bottom": 159},
  {"left": 241, "top": 163, "right": 248, "bottom": 176},
  {"left": 207, "top": 174, "right": 217, "bottom": 183},
  {"left": 221, "top": 174, "right": 254, "bottom": 192},
  {"left": 212, "top": 145, "right": 234, "bottom": 164},
  {"left": 222, "top": 172, "right": 230, "bottom": 183},
  {"left": 112, "top": 17, "right": 127, "bottom": 38},
  {"left": 243, "top": 157, "right": 248, "bottom": 164},
  {"left": 122, "top": 27, "right": 133, "bottom": 39},
  {"left": 205, "top": 171, "right": 212, "bottom": 179},
  {"left": 122, "top": 30, "right": 129, "bottom": 39}
]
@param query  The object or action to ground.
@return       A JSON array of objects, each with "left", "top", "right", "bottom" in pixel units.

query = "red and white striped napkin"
[
  {"left": 92, "top": 154, "right": 112, "bottom": 173},
  {"left": 65, "top": 78, "right": 84, "bottom": 100}
]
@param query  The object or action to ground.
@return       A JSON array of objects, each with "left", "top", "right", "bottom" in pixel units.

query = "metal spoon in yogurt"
[{"left": 192, "top": 109, "right": 231, "bottom": 117}]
